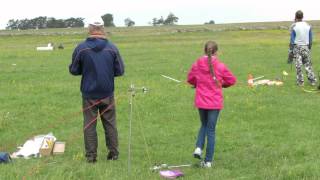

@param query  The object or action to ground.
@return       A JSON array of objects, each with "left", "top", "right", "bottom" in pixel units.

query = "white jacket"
[{"left": 290, "top": 21, "right": 312, "bottom": 46}]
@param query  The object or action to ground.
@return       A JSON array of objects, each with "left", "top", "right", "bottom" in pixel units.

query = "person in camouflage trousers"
[
  {"left": 290, "top": 10, "right": 317, "bottom": 86},
  {"left": 293, "top": 46, "right": 317, "bottom": 85}
]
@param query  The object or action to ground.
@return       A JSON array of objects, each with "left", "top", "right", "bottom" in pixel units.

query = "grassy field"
[{"left": 1, "top": 22, "right": 320, "bottom": 179}]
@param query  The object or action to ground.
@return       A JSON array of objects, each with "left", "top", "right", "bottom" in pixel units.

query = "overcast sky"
[{"left": 0, "top": 0, "right": 318, "bottom": 29}]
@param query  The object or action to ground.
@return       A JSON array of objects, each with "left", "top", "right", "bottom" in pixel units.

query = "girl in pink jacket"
[{"left": 187, "top": 41, "right": 236, "bottom": 168}]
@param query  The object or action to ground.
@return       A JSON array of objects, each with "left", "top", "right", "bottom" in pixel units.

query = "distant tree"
[
  {"left": 205, "top": 20, "right": 215, "bottom": 25},
  {"left": 64, "top": 17, "right": 85, "bottom": 27},
  {"left": 28, "top": 18, "right": 37, "bottom": 29},
  {"left": 124, "top": 18, "right": 135, "bottom": 27},
  {"left": 47, "top": 18, "right": 65, "bottom": 28},
  {"left": 75, "top": 17, "right": 85, "bottom": 27},
  {"left": 18, "top": 19, "right": 32, "bottom": 30},
  {"left": 151, "top": 16, "right": 164, "bottom": 26},
  {"left": 46, "top": 17, "right": 56, "bottom": 28},
  {"left": 157, "top": 16, "right": 164, "bottom": 25},
  {"left": 163, "top": 13, "right": 178, "bottom": 25},
  {"left": 152, "top": 18, "right": 158, "bottom": 26},
  {"left": 6, "top": 19, "right": 19, "bottom": 30},
  {"left": 101, "top": 13, "right": 115, "bottom": 27},
  {"left": 32, "top": 16, "right": 48, "bottom": 29}
]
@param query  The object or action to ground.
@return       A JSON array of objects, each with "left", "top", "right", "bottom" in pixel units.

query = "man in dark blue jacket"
[{"left": 69, "top": 18, "right": 124, "bottom": 163}]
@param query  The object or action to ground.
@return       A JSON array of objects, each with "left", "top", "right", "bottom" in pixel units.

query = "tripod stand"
[{"left": 128, "top": 84, "right": 148, "bottom": 175}]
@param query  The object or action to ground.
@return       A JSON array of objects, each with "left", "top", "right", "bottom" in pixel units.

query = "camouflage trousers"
[{"left": 293, "top": 45, "right": 317, "bottom": 85}]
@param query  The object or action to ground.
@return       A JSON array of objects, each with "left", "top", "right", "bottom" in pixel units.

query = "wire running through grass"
[
  {"left": 0, "top": 97, "right": 110, "bottom": 152},
  {"left": 21, "top": 96, "right": 121, "bottom": 179},
  {"left": 135, "top": 98, "right": 153, "bottom": 166}
]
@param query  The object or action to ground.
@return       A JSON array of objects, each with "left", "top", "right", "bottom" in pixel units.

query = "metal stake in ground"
[
  {"left": 128, "top": 84, "right": 148, "bottom": 175},
  {"left": 150, "top": 163, "right": 192, "bottom": 171}
]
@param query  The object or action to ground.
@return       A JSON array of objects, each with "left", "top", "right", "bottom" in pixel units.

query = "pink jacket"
[{"left": 187, "top": 55, "right": 236, "bottom": 109}]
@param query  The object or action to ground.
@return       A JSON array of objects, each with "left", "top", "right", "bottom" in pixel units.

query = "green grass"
[{"left": 1, "top": 23, "right": 320, "bottom": 179}]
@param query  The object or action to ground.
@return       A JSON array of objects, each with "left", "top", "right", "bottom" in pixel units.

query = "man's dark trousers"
[{"left": 83, "top": 96, "right": 118, "bottom": 159}]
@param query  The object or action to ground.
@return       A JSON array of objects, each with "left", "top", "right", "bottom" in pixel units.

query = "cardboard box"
[
  {"left": 53, "top": 142, "right": 65, "bottom": 155},
  {"left": 39, "top": 137, "right": 55, "bottom": 156}
]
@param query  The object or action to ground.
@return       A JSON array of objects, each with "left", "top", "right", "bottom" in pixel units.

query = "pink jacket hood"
[{"left": 187, "top": 55, "right": 236, "bottom": 109}]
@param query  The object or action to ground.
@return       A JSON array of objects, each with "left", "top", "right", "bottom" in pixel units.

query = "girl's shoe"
[
  {"left": 200, "top": 161, "right": 212, "bottom": 168},
  {"left": 193, "top": 147, "right": 202, "bottom": 159}
]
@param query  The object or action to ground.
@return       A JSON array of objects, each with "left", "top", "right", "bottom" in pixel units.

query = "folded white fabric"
[{"left": 11, "top": 133, "right": 56, "bottom": 159}]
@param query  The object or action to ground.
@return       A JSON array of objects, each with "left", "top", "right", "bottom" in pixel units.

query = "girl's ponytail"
[{"left": 205, "top": 41, "right": 220, "bottom": 87}]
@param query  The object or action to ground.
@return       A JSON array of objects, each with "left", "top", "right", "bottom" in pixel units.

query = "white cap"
[{"left": 88, "top": 17, "right": 104, "bottom": 27}]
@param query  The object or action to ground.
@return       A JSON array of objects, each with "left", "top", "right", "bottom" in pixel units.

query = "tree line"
[
  {"left": 6, "top": 12, "right": 214, "bottom": 30},
  {"left": 101, "top": 13, "right": 180, "bottom": 27},
  {"left": 6, "top": 17, "right": 85, "bottom": 30}
]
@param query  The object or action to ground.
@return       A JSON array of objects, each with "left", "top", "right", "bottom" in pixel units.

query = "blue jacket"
[{"left": 69, "top": 37, "right": 125, "bottom": 99}]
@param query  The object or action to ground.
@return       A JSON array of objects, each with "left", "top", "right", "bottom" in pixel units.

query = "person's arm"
[
  {"left": 69, "top": 48, "right": 82, "bottom": 75},
  {"left": 113, "top": 48, "right": 125, "bottom": 77},
  {"left": 187, "top": 62, "right": 198, "bottom": 86},
  {"left": 221, "top": 65, "right": 236, "bottom": 88},
  {"left": 290, "top": 29, "right": 296, "bottom": 49},
  {"left": 309, "top": 28, "right": 313, "bottom": 50}
]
